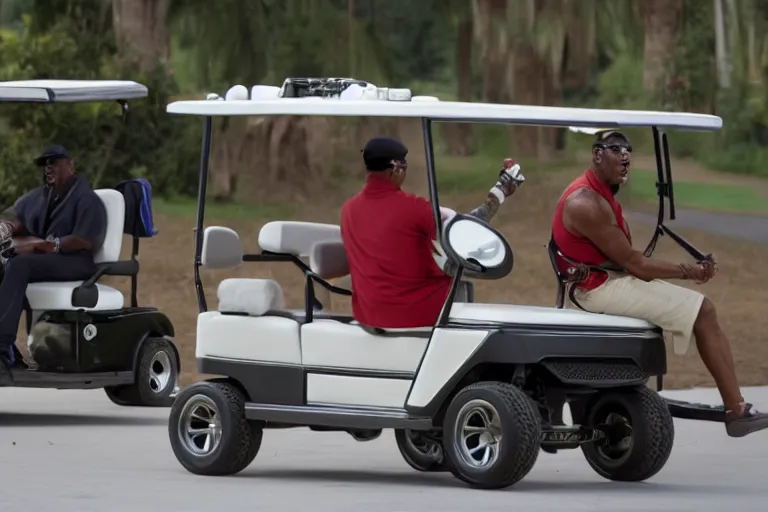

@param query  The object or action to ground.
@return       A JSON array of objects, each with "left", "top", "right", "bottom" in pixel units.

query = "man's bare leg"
[{"left": 694, "top": 297, "right": 768, "bottom": 437}]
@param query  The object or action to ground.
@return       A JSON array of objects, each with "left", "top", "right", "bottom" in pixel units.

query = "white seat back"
[
  {"left": 258, "top": 221, "right": 341, "bottom": 258},
  {"left": 201, "top": 226, "right": 243, "bottom": 269},
  {"left": 309, "top": 240, "right": 349, "bottom": 279},
  {"left": 94, "top": 189, "right": 125, "bottom": 263}
]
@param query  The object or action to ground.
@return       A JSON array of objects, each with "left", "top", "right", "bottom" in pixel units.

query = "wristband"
[{"left": 489, "top": 186, "right": 505, "bottom": 204}]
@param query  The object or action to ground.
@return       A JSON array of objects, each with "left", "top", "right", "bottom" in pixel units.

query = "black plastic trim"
[
  {"left": 306, "top": 366, "right": 415, "bottom": 380},
  {"left": 198, "top": 357, "right": 305, "bottom": 406},
  {"left": 244, "top": 403, "right": 432, "bottom": 430},
  {"left": 7, "top": 369, "right": 134, "bottom": 389},
  {"left": 404, "top": 327, "right": 666, "bottom": 417}
]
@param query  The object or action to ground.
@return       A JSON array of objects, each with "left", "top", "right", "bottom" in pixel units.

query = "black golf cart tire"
[
  {"left": 169, "top": 380, "right": 263, "bottom": 476},
  {"left": 394, "top": 429, "right": 452, "bottom": 472},
  {"left": 104, "top": 337, "right": 179, "bottom": 407},
  {"left": 442, "top": 381, "right": 541, "bottom": 489},
  {"left": 581, "top": 385, "right": 674, "bottom": 482}
]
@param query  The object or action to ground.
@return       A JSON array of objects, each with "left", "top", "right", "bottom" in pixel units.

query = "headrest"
[
  {"left": 309, "top": 240, "right": 349, "bottom": 279},
  {"left": 258, "top": 221, "right": 341, "bottom": 258}
]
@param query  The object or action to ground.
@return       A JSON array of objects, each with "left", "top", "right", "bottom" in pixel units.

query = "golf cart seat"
[
  {"left": 25, "top": 189, "right": 127, "bottom": 311},
  {"left": 197, "top": 223, "right": 433, "bottom": 377}
]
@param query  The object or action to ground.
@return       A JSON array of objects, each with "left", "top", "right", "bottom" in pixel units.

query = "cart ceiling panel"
[
  {"left": 0, "top": 80, "right": 148, "bottom": 102},
  {"left": 166, "top": 98, "right": 723, "bottom": 131}
]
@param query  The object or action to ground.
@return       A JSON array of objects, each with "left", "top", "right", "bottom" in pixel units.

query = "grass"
[
  {"left": 153, "top": 196, "right": 297, "bottom": 220},
  {"left": 625, "top": 170, "right": 768, "bottom": 214}
]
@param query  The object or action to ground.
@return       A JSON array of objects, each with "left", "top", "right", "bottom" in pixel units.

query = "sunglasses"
[
  {"left": 595, "top": 143, "right": 632, "bottom": 154},
  {"left": 38, "top": 156, "right": 66, "bottom": 168}
]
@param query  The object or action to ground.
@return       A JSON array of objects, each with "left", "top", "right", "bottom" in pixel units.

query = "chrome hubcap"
[
  {"left": 149, "top": 350, "right": 172, "bottom": 394},
  {"left": 178, "top": 395, "right": 222, "bottom": 456},
  {"left": 454, "top": 399, "right": 502, "bottom": 469}
]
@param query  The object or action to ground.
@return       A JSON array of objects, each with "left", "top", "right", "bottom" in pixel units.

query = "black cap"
[
  {"left": 362, "top": 136, "right": 408, "bottom": 171},
  {"left": 34, "top": 144, "right": 70, "bottom": 167},
  {"left": 593, "top": 130, "right": 628, "bottom": 145}
]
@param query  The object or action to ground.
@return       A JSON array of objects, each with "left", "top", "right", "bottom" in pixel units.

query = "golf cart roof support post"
[
  {"left": 193, "top": 116, "right": 214, "bottom": 313},
  {"left": 643, "top": 125, "right": 667, "bottom": 258},
  {"left": 662, "top": 131, "right": 676, "bottom": 220},
  {"left": 422, "top": 117, "right": 443, "bottom": 233},
  {"left": 652, "top": 125, "right": 666, "bottom": 226},
  {"left": 437, "top": 265, "right": 466, "bottom": 327}
]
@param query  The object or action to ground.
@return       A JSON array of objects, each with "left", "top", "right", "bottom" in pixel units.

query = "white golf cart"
[
  {"left": 0, "top": 79, "right": 180, "bottom": 407},
  {"left": 164, "top": 78, "right": 724, "bottom": 489}
]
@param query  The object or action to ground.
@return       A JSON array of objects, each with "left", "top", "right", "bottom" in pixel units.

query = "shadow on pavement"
[
  {"left": 0, "top": 411, "right": 167, "bottom": 427},
  {"left": 241, "top": 468, "right": 758, "bottom": 495}
]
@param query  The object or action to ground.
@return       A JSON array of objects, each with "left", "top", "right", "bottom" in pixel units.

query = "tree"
[
  {"left": 640, "top": 0, "right": 684, "bottom": 92},
  {"left": 112, "top": 0, "right": 173, "bottom": 73}
]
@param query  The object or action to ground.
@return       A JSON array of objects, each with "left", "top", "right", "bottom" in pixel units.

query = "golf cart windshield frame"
[
  {"left": 0, "top": 79, "right": 150, "bottom": 307},
  {"left": 170, "top": 94, "right": 723, "bottom": 318}
]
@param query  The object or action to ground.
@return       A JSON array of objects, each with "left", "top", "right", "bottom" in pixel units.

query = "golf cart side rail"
[{"left": 168, "top": 89, "right": 723, "bottom": 315}]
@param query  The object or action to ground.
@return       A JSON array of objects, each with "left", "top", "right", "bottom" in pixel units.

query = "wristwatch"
[{"left": 53, "top": 237, "right": 60, "bottom": 253}]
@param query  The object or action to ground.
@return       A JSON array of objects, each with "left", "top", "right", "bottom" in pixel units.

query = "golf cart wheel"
[
  {"left": 169, "top": 380, "right": 262, "bottom": 476},
  {"left": 581, "top": 386, "right": 674, "bottom": 482},
  {"left": 442, "top": 381, "right": 541, "bottom": 489},
  {"left": 104, "top": 337, "right": 179, "bottom": 407},
  {"left": 395, "top": 429, "right": 452, "bottom": 472}
]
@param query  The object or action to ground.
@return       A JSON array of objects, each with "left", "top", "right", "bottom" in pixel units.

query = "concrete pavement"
[{"left": 1, "top": 386, "right": 767, "bottom": 512}]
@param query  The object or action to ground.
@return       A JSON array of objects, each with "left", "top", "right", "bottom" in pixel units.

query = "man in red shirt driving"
[{"left": 341, "top": 136, "right": 524, "bottom": 331}]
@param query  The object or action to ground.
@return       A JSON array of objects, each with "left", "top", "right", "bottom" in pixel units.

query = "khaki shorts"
[{"left": 570, "top": 271, "right": 705, "bottom": 356}]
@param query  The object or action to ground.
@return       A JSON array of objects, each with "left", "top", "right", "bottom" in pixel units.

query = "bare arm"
[
  {"left": 468, "top": 193, "right": 503, "bottom": 223},
  {"left": 468, "top": 159, "right": 525, "bottom": 223},
  {"left": 567, "top": 192, "right": 700, "bottom": 282}
]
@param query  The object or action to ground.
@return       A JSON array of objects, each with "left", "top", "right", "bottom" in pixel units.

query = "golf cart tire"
[
  {"left": 104, "top": 337, "right": 179, "bottom": 407},
  {"left": 394, "top": 429, "right": 452, "bottom": 473},
  {"left": 169, "top": 380, "right": 263, "bottom": 476},
  {"left": 580, "top": 386, "right": 674, "bottom": 482},
  {"left": 442, "top": 381, "right": 541, "bottom": 489}
]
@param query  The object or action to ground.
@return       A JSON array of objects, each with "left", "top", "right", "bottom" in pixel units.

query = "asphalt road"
[
  {"left": 628, "top": 208, "right": 768, "bottom": 245},
  {"left": 1, "top": 386, "right": 768, "bottom": 512}
]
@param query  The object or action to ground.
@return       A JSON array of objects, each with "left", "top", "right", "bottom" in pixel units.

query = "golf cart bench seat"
[
  {"left": 25, "top": 189, "right": 128, "bottom": 312},
  {"left": 197, "top": 222, "right": 434, "bottom": 372}
]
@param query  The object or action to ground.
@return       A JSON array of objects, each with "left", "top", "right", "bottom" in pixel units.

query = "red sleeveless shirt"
[{"left": 551, "top": 168, "right": 631, "bottom": 291}]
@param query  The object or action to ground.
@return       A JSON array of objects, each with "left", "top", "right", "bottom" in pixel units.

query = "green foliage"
[{"left": 0, "top": 11, "right": 200, "bottom": 209}]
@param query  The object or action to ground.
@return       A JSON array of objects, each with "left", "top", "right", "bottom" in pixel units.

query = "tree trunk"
[
  {"left": 641, "top": 0, "right": 684, "bottom": 91},
  {"left": 112, "top": 0, "right": 173, "bottom": 73},
  {"left": 444, "top": 10, "right": 475, "bottom": 156}
]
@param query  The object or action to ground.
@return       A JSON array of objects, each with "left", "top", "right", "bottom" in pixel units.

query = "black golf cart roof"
[
  {"left": 166, "top": 89, "right": 722, "bottom": 131},
  {"left": 0, "top": 79, "right": 148, "bottom": 103}
]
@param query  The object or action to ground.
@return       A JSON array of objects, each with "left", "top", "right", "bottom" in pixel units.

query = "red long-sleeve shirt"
[{"left": 340, "top": 174, "right": 452, "bottom": 328}]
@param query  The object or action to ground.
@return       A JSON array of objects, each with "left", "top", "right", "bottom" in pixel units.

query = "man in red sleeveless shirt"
[
  {"left": 551, "top": 129, "right": 768, "bottom": 438},
  {"left": 341, "top": 136, "right": 524, "bottom": 329}
]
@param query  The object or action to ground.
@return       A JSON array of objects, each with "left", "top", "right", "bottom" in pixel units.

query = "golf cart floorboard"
[
  {"left": 664, "top": 397, "right": 726, "bottom": 423},
  {"left": 7, "top": 368, "right": 134, "bottom": 389},
  {"left": 244, "top": 402, "right": 433, "bottom": 430}
]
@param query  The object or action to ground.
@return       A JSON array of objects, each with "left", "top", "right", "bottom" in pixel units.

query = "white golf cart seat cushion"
[
  {"left": 201, "top": 226, "right": 243, "bottom": 270},
  {"left": 25, "top": 189, "right": 126, "bottom": 312},
  {"left": 259, "top": 220, "right": 341, "bottom": 257},
  {"left": 26, "top": 282, "right": 124, "bottom": 311},
  {"left": 448, "top": 303, "right": 656, "bottom": 329},
  {"left": 217, "top": 278, "right": 285, "bottom": 316},
  {"left": 196, "top": 311, "right": 301, "bottom": 364},
  {"left": 301, "top": 320, "right": 430, "bottom": 372}
]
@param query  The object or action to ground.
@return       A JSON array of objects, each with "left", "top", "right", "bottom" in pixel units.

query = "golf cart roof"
[
  {"left": 0, "top": 80, "right": 148, "bottom": 103},
  {"left": 166, "top": 94, "right": 722, "bottom": 132}
]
